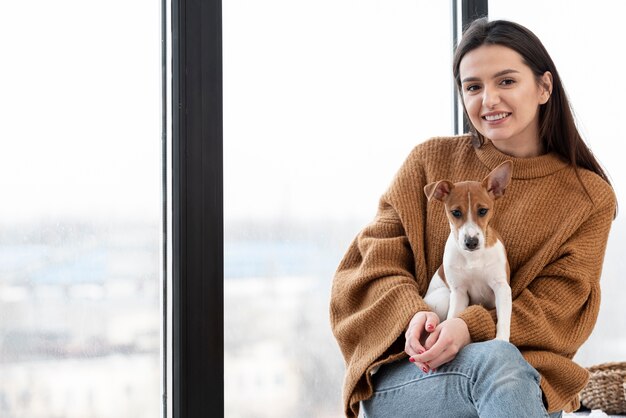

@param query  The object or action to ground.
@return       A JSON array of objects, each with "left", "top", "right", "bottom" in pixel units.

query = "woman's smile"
[{"left": 482, "top": 112, "right": 511, "bottom": 123}]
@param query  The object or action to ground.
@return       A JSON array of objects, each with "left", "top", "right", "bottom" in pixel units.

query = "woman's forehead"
[{"left": 459, "top": 45, "right": 530, "bottom": 79}]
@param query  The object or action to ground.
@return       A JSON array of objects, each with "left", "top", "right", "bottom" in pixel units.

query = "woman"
[{"left": 330, "top": 18, "right": 616, "bottom": 418}]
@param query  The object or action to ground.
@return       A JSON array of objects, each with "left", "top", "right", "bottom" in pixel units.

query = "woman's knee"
[
  {"left": 462, "top": 339, "right": 520, "bottom": 360},
  {"left": 459, "top": 340, "right": 540, "bottom": 383},
  {"left": 454, "top": 341, "right": 548, "bottom": 417},
  {"left": 462, "top": 340, "right": 528, "bottom": 365}
]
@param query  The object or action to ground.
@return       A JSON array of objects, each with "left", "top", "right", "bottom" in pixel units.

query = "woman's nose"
[{"left": 482, "top": 87, "right": 500, "bottom": 109}]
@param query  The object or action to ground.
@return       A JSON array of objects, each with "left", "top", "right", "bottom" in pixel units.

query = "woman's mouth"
[{"left": 482, "top": 112, "right": 511, "bottom": 122}]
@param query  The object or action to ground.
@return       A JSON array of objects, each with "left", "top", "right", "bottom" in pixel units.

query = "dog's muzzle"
[{"left": 464, "top": 236, "right": 479, "bottom": 251}]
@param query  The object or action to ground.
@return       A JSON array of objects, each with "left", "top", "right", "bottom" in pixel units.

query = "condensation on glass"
[{"left": 0, "top": 1, "right": 162, "bottom": 417}]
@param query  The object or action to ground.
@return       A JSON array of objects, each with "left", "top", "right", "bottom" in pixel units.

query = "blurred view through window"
[
  {"left": 0, "top": 1, "right": 162, "bottom": 417},
  {"left": 223, "top": 1, "right": 453, "bottom": 416}
]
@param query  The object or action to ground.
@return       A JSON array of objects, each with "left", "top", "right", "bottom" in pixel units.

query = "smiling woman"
[{"left": 330, "top": 18, "right": 616, "bottom": 418}]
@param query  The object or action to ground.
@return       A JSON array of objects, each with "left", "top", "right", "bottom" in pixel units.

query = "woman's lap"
[{"left": 362, "top": 340, "right": 562, "bottom": 418}]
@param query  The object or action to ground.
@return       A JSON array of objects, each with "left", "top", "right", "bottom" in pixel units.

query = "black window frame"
[{"left": 170, "top": 0, "right": 224, "bottom": 415}]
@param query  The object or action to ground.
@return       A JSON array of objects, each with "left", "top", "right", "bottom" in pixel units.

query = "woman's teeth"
[{"left": 484, "top": 113, "right": 510, "bottom": 121}]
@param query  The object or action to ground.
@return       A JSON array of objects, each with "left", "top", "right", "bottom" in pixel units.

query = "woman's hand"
[
  {"left": 405, "top": 313, "right": 471, "bottom": 372},
  {"left": 404, "top": 311, "right": 440, "bottom": 371}
]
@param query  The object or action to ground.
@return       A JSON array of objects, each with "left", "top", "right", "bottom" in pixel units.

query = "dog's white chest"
[{"left": 443, "top": 235, "right": 508, "bottom": 308}]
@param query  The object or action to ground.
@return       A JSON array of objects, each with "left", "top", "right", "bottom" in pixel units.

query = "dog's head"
[{"left": 423, "top": 161, "right": 512, "bottom": 252}]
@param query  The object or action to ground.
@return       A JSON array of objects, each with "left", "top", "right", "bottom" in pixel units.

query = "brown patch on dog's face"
[{"left": 443, "top": 182, "right": 495, "bottom": 249}]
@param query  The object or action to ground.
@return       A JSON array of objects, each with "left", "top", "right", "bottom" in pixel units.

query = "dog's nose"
[{"left": 465, "top": 236, "right": 479, "bottom": 250}]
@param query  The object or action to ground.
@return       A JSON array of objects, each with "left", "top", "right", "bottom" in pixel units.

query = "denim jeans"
[{"left": 361, "top": 340, "right": 563, "bottom": 418}]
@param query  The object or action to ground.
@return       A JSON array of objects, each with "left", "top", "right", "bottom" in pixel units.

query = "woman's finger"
[
  {"left": 424, "top": 326, "right": 441, "bottom": 350},
  {"left": 412, "top": 333, "right": 447, "bottom": 365},
  {"left": 424, "top": 347, "right": 454, "bottom": 371},
  {"left": 405, "top": 311, "right": 432, "bottom": 356},
  {"left": 424, "top": 312, "right": 440, "bottom": 333},
  {"left": 409, "top": 356, "right": 431, "bottom": 373},
  {"left": 405, "top": 329, "right": 426, "bottom": 357}
]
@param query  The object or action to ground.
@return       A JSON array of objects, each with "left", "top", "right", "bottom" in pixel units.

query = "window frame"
[{"left": 170, "top": 0, "right": 224, "bottom": 415}]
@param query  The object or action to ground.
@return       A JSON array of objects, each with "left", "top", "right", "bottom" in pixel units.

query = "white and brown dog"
[{"left": 423, "top": 161, "right": 513, "bottom": 341}]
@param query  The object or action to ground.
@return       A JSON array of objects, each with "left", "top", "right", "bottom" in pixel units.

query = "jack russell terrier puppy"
[{"left": 423, "top": 161, "right": 513, "bottom": 341}]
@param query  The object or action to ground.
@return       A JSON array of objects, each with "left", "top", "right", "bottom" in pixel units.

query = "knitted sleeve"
[
  {"left": 457, "top": 187, "right": 617, "bottom": 352},
  {"left": 329, "top": 147, "right": 431, "bottom": 417}
]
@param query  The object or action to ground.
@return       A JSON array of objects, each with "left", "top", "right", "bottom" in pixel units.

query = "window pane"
[
  {"left": 488, "top": 1, "right": 626, "bottom": 364},
  {"left": 0, "top": 1, "right": 162, "bottom": 417},
  {"left": 223, "top": 1, "right": 453, "bottom": 416}
]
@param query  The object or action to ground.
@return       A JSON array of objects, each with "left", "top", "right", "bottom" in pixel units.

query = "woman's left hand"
[{"left": 410, "top": 317, "right": 471, "bottom": 371}]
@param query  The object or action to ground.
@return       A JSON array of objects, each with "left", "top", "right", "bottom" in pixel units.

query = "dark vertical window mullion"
[
  {"left": 461, "top": 0, "right": 488, "bottom": 28},
  {"left": 171, "top": 0, "right": 224, "bottom": 416},
  {"left": 452, "top": 0, "right": 488, "bottom": 135},
  {"left": 452, "top": 0, "right": 460, "bottom": 135},
  {"left": 161, "top": 0, "right": 168, "bottom": 416}
]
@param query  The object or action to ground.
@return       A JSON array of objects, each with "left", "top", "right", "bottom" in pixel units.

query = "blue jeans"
[{"left": 362, "top": 340, "right": 562, "bottom": 418}]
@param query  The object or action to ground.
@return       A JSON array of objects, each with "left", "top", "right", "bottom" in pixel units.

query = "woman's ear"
[{"left": 539, "top": 71, "right": 553, "bottom": 104}]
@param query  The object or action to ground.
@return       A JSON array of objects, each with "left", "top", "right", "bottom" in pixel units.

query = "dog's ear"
[
  {"left": 483, "top": 160, "right": 513, "bottom": 199},
  {"left": 424, "top": 180, "right": 454, "bottom": 202}
]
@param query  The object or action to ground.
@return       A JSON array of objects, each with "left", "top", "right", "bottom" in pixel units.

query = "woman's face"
[{"left": 459, "top": 44, "right": 552, "bottom": 158}]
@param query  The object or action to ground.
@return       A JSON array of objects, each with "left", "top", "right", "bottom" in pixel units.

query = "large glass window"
[
  {"left": 223, "top": 1, "right": 453, "bottom": 416},
  {"left": 488, "top": 1, "right": 626, "bottom": 364},
  {"left": 0, "top": 1, "right": 162, "bottom": 417}
]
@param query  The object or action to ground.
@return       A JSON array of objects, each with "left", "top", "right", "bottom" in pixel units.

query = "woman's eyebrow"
[
  {"left": 493, "top": 69, "right": 520, "bottom": 78},
  {"left": 462, "top": 69, "right": 520, "bottom": 83}
]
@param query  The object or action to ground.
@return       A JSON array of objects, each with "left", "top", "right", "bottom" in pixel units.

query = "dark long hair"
[{"left": 452, "top": 18, "right": 613, "bottom": 190}]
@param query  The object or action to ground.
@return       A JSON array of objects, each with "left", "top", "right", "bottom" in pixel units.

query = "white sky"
[
  {"left": 0, "top": 0, "right": 161, "bottom": 224},
  {"left": 223, "top": 0, "right": 453, "bottom": 222}
]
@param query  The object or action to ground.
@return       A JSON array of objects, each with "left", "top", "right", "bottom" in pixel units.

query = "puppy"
[{"left": 423, "top": 161, "right": 512, "bottom": 341}]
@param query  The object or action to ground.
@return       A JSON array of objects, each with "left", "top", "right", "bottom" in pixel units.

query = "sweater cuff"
[{"left": 457, "top": 305, "right": 497, "bottom": 342}]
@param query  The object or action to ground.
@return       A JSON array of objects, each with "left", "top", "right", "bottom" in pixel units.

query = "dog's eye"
[
  {"left": 478, "top": 208, "right": 489, "bottom": 217},
  {"left": 451, "top": 210, "right": 462, "bottom": 218}
]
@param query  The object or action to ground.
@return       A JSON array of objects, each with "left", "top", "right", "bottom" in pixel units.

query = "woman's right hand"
[{"left": 404, "top": 311, "right": 440, "bottom": 371}]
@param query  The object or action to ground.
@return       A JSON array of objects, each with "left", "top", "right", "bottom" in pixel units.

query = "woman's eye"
[
  {"left": 451, "top": 210, "right": 462, "bottom": 218},
  {"left": 465, "top": 84, "right": 480, "bottom": 92},
  {"left": 478, "top": 208, "right": 489, "bottom": 217},
  {"left": 500, "top": 78, "right": 515, "bottom": 86}
]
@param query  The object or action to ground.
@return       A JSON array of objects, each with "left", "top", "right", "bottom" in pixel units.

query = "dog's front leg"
[
  {"left": 492, "top": 281, "right": 512, "bottom": 341},
  {"left": 447, "top": 288, "right": 469, "bottom": 319}
]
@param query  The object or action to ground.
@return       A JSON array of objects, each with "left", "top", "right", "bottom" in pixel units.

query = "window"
[
  {"left": 223, "top": 1, "right": 454, "bottom": 415},
  {"left": 0, "top": 1, "right": 162, "bottom": 416}
]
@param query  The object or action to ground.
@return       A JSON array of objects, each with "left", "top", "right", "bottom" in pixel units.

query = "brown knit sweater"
[{"left": 330, "top": 135, "right": 616, "bottom": 418}]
